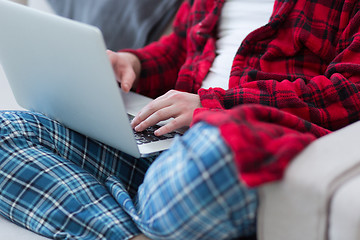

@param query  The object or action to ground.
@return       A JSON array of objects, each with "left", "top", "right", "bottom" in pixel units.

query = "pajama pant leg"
[
  {"left": 0, "top": 111, "right": 155, "bottom": 239},
  {"left": 0, "top": 111, "right": 258, "bottom": 240},
  {"left": 108, "top": 123, "right": 259, "bottom": 240}
]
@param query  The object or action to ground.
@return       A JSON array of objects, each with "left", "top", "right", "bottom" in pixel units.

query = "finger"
[
  {"left": 131, "top": 97, "right": 173, "bottom": 128},
  {"left": 107, "top": 50, "right": 123, "bottom": 81},
  {"left": 134, "top": 106, "right": 176, "bottom": 132},
  {"left": 118, "top": 66, "right": 136, "bottom": 92},
  {"left": 106, "top": 50, "right": 136, "bottom": 92},
  {"left": 154, "top": 115, "right": 187, "bottom": 136}
]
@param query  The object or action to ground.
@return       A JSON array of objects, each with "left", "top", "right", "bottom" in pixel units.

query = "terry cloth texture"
[{"left": 124, "top": 0, "right": 360, "bottom": 186}]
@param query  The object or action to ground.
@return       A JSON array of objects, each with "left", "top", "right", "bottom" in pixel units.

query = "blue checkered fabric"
[{"left": 0, "top": 111, "right": 258, "bottom": 239}]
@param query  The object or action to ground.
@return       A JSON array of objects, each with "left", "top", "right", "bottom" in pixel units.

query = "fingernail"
[
  {"left": 131, "top": 117, "right": 137, "bottom": 126},
  {"left": 135, "top": 125, "right": 142, "bottom": 132}
]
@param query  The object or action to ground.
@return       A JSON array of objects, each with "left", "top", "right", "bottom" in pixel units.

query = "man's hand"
[
  {"left": 106, "top": 50, "right": 141, "bottom": 92},
  {"left": 131, "top": 90, "right": 202, "bottom": 136}
]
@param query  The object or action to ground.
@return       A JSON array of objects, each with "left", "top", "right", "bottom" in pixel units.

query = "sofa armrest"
[
  {"left": 257, "top": 120, "right": 360, "bottom": 240},
  {"left": 0, "top": 215, "right": 49, "bottom": 239}
]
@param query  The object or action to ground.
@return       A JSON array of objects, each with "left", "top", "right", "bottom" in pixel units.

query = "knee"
[
  {"left": 133, "top": 123, "right": 258, "bottom": 239},
  {"left": 0, "top": 111, "right": 53, "bottom": 150},
  {"left": 0, "top": 111, "right": 33, "bottom": 132},
  {"left": 0, "top": 111, "right": 25, "bottom": 136},
  {"left": 136, "top": 165, "right": 258, "bottom": 239}
]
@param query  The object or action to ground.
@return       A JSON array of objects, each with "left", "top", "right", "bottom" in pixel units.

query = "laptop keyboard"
[{"left": 128, "top": 114, "right": 179, "bottom": 145}]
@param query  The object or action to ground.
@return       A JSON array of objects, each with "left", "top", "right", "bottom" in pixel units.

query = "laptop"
[{"left": 0, "top": 0, "right": 179, "bottom": 158}]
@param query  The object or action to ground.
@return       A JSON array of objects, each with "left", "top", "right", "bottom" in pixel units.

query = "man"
[{"left": 0, "top": 0, "right": 359, "bottom": 239}]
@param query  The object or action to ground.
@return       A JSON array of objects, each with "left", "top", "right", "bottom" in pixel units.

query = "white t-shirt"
[{"left": 201, "top": 0, "right": 275, "bottom": 90}]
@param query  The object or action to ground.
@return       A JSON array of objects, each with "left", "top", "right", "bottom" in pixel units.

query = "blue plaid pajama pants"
[{"left": 0, "top": 111, "right": 258, "bottom": 240}]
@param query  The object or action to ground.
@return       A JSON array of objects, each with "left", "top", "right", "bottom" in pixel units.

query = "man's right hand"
[{"left": 106, "top": 50, "right": 141, "bottom": 92}]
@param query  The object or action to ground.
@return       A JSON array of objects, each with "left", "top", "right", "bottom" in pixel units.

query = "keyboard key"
[{"left": 128, "top": 114, "right": 181, "bottom": 145}]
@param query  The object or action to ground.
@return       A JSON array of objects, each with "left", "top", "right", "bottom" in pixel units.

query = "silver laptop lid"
[{"left": 0, "top": 0, "right": 144, "bottom": 157}]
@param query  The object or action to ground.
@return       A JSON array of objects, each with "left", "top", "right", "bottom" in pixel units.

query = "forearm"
[{"left": 199, "top": 72, "right": 360, "bottom": 131}]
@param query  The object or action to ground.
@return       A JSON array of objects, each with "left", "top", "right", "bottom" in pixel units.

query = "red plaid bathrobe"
[{"left": 124, "top": 0, "right": 360, "bottom": 187}]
